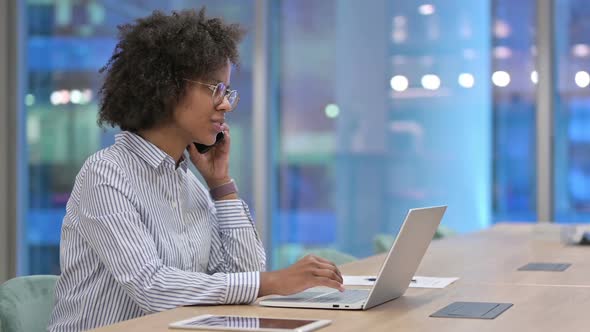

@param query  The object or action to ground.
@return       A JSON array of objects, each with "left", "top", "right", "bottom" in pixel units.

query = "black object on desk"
[
  {"left": 518, "top": 263, "right": 571, "bottom": 272},
  {"left": 430, "top": 302, "right": 513, "bottom": 319}
]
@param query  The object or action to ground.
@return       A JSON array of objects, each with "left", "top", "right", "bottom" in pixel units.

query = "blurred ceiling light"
[
  {"left": 324, "top": 104, "right": 340, "bottom": 118},
  {"left": 70, "top": 89, "right": 82, "bottom": 104},
  {"left": 392, "top": 30, "right": 407, "bottom": 43},
  {"left": 493, "top": 46, "right": 512, "bottom": 59},
  {"left": 458, "top": 73, "right": 475, "bottom": 88},
  {"left": 27, "top": 115, "right": 41, "bottom": 144},
  {"left": 88, "top": 1, "right": 105, "bottom": 25},
  {"left": 25, "top": 94, "right": 35, "bottom": 106},
  {"left": 421, "top": 74, "right": 440, "bottom": 90},
  {"left": 572, "top": 44, "right": 590, "bottom": 58},
  {"left": 60, "top": 90, "right": 70, "bottom": 104},
  {"left": 390, "top": 75, "right": 409, "bottom": 92},
  {"left": 492, "top": 71, "right": 511, "bottom": 87},
  {"left": 50, "top": 91, "right": 61, "bottom": 105},
  {"left": 531, "top": 70, "right": 538, "bottom": 84},
  {"left": 418, "top": 4, "right": 435, "bottom": 15},
  {"left": 82, "top": 89, "right": 93, "bottom": 104},
  {"left": 392, "top": 15, "right": 407, "bottom": 43},
  {"left": 494, "top": 20, "right": 511, "bottom": 38},
  {"left": 575, "top": 71, "right": 590, "bottom": 88}
]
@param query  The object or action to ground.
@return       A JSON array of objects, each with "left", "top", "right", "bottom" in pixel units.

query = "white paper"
[
  {"left": 410, "top": 276, "right": 459, "bottom": 288},
  {"left": 343, "top": 275, "right": 459, "bottom": 289},
  {"left": 342, "top": 275, "right": 377, "bottom": 286}
]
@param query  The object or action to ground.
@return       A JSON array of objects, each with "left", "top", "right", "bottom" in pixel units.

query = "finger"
[
  {"left": 313, "top": 257, "right": 343, "bottom": 281},
  {"left": 312, "top": 262, "right": 343, "bottom": 283},
  {"left": 312, "top": 267, "right": 343, "bottom": 284},
  {"left": 187, "top": 143, "right": 209, "bottom": 167},
  {"left": 314, "top": 277, "right": 345, "bottom": 292},
  {"left": 210, "top": 124, "right": 230, "bottom": 154},
  {"left": 221, "top": 124, "right": 231, "bottom": 146}
]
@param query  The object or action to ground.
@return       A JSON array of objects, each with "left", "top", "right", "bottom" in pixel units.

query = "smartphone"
[{"left": 194, "top": 132, "right": 225, "bottom": 154}]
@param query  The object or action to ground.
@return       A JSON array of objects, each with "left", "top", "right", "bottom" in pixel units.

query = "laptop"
[{"left": 259, "top": 206, "right": 447, "bottom": 310}]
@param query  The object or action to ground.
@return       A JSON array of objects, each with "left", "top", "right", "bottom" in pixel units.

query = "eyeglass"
[{"left": 184, "top": 79, "right": 239, "bottom": 111}]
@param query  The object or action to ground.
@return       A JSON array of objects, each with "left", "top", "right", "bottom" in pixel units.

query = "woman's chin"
[
  {"left": 192, "top": 133, "right": 216, "bottom": 146},
  {"left": 201, "top": 136, "right": 217, "bottom": 146}
]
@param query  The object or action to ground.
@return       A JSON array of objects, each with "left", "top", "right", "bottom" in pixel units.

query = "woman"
[{"left": 48, "top": 8, "right": 343, "bottom": 331}]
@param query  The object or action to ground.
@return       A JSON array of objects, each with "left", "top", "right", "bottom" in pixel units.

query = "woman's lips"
[{"left": 212, "top": 122, "right": 224, "bottom": 132}]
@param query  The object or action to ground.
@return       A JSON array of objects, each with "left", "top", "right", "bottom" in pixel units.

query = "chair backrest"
[{"left": 0, "top": 275, "right": 58, "bottom": 332}]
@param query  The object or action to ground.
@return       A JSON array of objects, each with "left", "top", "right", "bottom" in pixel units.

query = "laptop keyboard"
[{"left": 264, "top": 289, "right": 370, "bottom": 304}]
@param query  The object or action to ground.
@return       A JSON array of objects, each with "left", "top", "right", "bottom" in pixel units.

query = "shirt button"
[{"left": 171, "top": 202, "right": 177, "bottom": 209}]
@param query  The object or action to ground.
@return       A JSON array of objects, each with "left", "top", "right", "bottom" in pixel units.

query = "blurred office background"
[{"left": 1, "top": 0, "right": 589, "bottom": 278}]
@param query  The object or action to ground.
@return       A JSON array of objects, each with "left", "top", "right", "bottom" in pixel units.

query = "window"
[
  {"left": 272, "top": 0, "right": 492, "bottom": 268},
  {"left": 492, "top": 0, "right": 537, "bottom": 222},
  {"left": 554, "top": 0, "right": 590, "bottom": 222},
  {"left": 21, "top": 0, "right": 255, "bottom": 275},
  {"left": 17, "top": 0, "right": 585, "bottom": 276}
]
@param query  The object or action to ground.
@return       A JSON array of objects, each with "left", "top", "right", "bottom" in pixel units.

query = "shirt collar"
[{"left": 115, "top": 131, "right": 189, "bottom": 172}]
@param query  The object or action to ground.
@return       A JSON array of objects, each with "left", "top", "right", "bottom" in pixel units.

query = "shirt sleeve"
[
  {"left": 73, "top": 159, "right": 259, "bottom": 314},
  {"left": 206, "top": 198, "right": 267, "bottom": 275}
]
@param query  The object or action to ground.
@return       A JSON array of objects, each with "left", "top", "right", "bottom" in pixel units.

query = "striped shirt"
[{"left": 48, "top": 131, "right": 266, "bottom": 332}]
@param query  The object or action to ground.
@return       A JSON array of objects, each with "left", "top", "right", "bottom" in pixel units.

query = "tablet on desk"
[{"left": 169, "top": 314, "right": 331, "bottom": 332}]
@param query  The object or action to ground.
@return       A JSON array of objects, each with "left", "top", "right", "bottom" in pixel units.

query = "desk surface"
[
  {"left": 418, "top": 223, "right": 590, "bottom": 286},
  {"left": 91, "top": 283, "right": 590, "bottom": 332},
  {"left": 91, "top": 223, "right": 590, "bottom": 332}
]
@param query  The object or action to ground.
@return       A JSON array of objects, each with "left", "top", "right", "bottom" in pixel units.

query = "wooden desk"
[
  {"left": 91, "top": 224, "right": 590, "bottom": 331},
  {"left": 91, "top": 283, "right": 590, "bottom": 332},
  {"left": 339, "top": 223, "right": 590, "bottom": 287},
  {"left": 417, "top": 223, "right": 590, "bottom": 286}
]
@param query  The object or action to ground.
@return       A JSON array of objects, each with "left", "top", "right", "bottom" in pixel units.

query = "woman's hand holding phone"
[{"left": 188, "top": 123, "right": 233, "bottom": 191}]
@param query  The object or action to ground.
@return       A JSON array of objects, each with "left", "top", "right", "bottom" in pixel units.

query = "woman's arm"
[
  {"left": 188, "top": 125, "right": 343, "bottom": 297},
  {"left": 75, "top": 159, "right": 259, "bottom": 313},
  {"left": 206, "top": 195, "right": 345, "bottom": 297},
  {"left": 206, "top": 199, "right": 267, "bottom": 274}
]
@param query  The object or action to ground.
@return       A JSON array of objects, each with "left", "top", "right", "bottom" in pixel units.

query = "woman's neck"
[{"left": 137, "top": 125, "right": 188, "bottom": 163}]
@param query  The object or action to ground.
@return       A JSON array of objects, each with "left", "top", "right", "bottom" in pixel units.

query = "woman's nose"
[{"left": 216, "top": 96, "right": 232, "bottom": 112}]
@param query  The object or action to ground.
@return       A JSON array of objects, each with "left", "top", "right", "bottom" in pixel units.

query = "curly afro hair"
[{"left": 98, "top": 8, "right": 244, "bottom": 132}]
